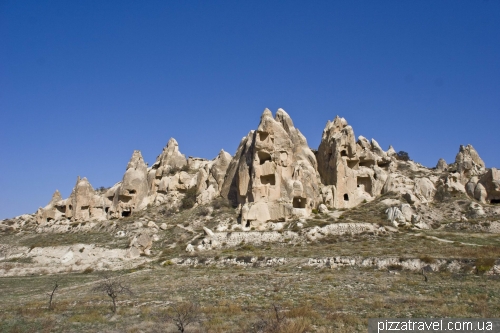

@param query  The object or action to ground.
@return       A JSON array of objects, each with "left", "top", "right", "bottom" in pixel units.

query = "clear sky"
[{"left": 1, "top": 1, "right": 499, "bottom": 219}]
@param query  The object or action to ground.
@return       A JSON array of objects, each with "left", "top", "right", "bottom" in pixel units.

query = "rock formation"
[
  {"left": 33, "top": 109, "right": 497, "bottom": 230},
  {"left": 221, "top": 108, "right": 321, "bottom": 227},
  {"left": 316, "top": 116, "right": 394, "bottom": 208}
]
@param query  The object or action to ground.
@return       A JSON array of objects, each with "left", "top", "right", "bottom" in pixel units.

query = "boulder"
[
  {"left": 477, "top": 168, "right": 500, "bottom": 204},
  {"left": 318, "top": 204, "right": 328, "bottom": 214}
]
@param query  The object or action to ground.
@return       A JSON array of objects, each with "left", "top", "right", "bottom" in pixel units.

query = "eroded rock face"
[
  {"left": 477, "top": 168, "right": 500, "bottom": 204},
  {"left": 109, "top": 150, "right": 149, "bottom": 218},
  {"left": 148, "top": 138, "right": 188, "bottom": 195},
  {"left": 196, "top": 149, "right": 232, "bottom": 205},
  {"left": 436, "top": 158, "right": 448, "bottom": 171},
  {"left": 453, "top": 144, "right": 485, "bottom": 181},
  {"left": 30, "top": 109, "right": 498, "bottom": 230},
  {"left": 317, "top": 116, "right": 395, "bottom": 208},
  {"left": 221, "top": 109, "right": 321, "bottom": 226},
  {"left": 69, "top": 177, "right": 106, "bottom": 222}
]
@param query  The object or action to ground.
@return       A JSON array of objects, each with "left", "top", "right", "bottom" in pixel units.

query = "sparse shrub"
[
  {"left": 312, "top": 209, "right": 319, "bottom": 214},
  {"left": 181, "top": 187, "right": 197, "bottom": 209},
  {"left": 197, "top": 206, "right": 211, "bottom": 216},
  {"left": 387, "top": 264, "right": 403, "bottom": 271},
  {"left": 164, "top": 301, "right": 201, "bottom": 333},
  {"left": 181, "top": 164, "right": 190, "bottom": 172},
  {"left": 236, "top": 255, "right": 253, "bottom": 263},
  {"left": 476, "top": 258, "right": 496, "bottom": 274},
  {"left": 91, "top": 273, "right": 133, "bottom": 313},
  {"left": 159, "top": 207, "right": 175, "bottom": 217},
  {"left": 168, "top": 166, "right": 181, "bottom": 175},
  {"left": 83, "top": 267, "right": 94, "bottom": 274},
  {"left": 212, "top": 197, "right": 232, "bottom": 210},
  {"left": 419, "top": 255, "right": 436, "bottom": 264},
  {"left": 396, "top": 151, "right": 410, "bottom": 161}
]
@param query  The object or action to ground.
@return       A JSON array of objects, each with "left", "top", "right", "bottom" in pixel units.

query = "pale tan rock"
[
  {"left": 474, "top": 183, "right": 487, "bottom": 203},
  {"left": 147, "top": 138, "right": 188, "bottom": 195},
  {"left": 318, "top": 204, "right": 328, "bottom": 214},
  {"left": 454, "top": 144, "right": 485, "bottom": 181},
  {"left": 317, "top": 116, "right": 394, "bottom": 208},
  {"left": 160, "top": 223, "right": 167, "bottom": 230},
  {"left": 107, "top": 151, "right": 149, "bottom": 219},
  {"left": 436, "top": 158, "right": 448, "bottom": 171},
  {"left": 477, "top": 168, "right": 500, "bottom": 204},
  {"left": 221, "top": 109, "right": 322, "bottom": 224}
]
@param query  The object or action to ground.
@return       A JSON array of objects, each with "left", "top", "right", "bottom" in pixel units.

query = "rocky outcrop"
[
  {"left": 32, "top": 109, "right": 497, "bottom": 229},
  {"left": 221, "top": 109, "right": 321, "bottom": 227},
  {"left": 317, "top": 116, "right": 395, "bottom": 208},
  {"left": 108, "top": 150, "right": 149, "bottom": 218},
  {"left": 196, "top": 149, "right": 232, "bottom": 205},
  {"left": 452, "top": 144, "right": 485, "bottom": 182}
]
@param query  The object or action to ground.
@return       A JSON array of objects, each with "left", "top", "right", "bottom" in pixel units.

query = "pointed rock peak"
[
  {"left": 217, "top": 149, "right": 231, "bottom": 159},
  {"left": 436, "top": 158, "right": 448, "bottom": 171},
  {"left": 52, "top": 190, "right": 61, "bottom": 198},
  {"left": 49, "top": 190, "right": 62, "bottom": 205},
  {"left": 167, "top": 137, "right": 179, "bottom": 148},
  {"left": 387, "top": 145, "right": 396, "bottom": 156},
  {"left": 371, "top": 139, "right": 382, "bottom": 150},
  {"left": 455, "top": 144, "right": 485, "bottom": 168},
  {"left": 323, "top": 115, "right": 349, "bottom": 137},
  {"left": 275, "top": 108, "right": 295, "bottom": 132},
  {"left": 261, "top": 108, "right": 273, "bottom": 119},
  {"left": 127, "top": 150, "right": 147, "bottom": 170}
]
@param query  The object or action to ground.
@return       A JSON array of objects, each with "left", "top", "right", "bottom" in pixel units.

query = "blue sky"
[{"left": 1, "top": 1, "right": 499, "bottom": 219}]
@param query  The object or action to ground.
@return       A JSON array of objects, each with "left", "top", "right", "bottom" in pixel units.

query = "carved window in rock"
[
  {"left": 258, "top": 131, "right": 269, "bottom": 141},
  {"left": 491, "top": 199, "right": 500, "bottom": 204},
  {"left": 293, "top": 197, "right": 306, "bottom": 208},
  {"left": 56, "top": 206, "right": 66, "bottom": 214},
  {"left": 260, "top": 174, "right": 276, "bottom": 186},
  {"left": 121, "top": 210, "right": 131, "bottom": 217},
  {"left": 356, "top": 177, "right": 372, "bottom": 194},
  {"left": 359, "top": 160, "right": 374, "bottom": 168},
  {"left": 347, "top": 160, "right": 358, "bottom": 169},
  {"left": 343, "top": 194, "right": 349, "bottom": 201},
  {"left": 258, "top": 151, "right": 272, "bottom": 165},
  {"left": 341, "top": 150, "right": 348, "bottom": 157}
]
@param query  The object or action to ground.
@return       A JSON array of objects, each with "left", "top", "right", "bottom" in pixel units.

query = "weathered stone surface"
[
  {"left": 317, "top": 116, "right": 395, "bottom": 208},
  {"left": 454, "top": 144, "right": 485, "bottom": 181},
  {"left": 436, "top": 158, "right": 448, "bottom": 171},
  {"left": 221, "top": 109, "right": 321, "bottom": 225},
  {"left": 477, "top": 168, "right": 500, "bottom": 204},
  {"left": 109, "top": 151, "right": 149, "bottom": 218}
]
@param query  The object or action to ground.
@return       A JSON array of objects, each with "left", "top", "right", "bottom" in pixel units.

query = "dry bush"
[
  {"left": 91, "top": 273, "right": 133, "bottom": 313},
  {"left": 418, "top": 254, "right": 436, "bottom": 264},
  {"left": 164, "top": 301, "right": 201, "bottom": 333}
]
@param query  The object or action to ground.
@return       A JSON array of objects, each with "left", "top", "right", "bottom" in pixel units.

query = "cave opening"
[
  {"left": 258, "top": 131, "right": 269, "bottom": 141},
  {"left": 491, "top": 199, "right": 500, "bottom": 204},
  {"left": 121, "top": 210, "right": 131, "bottom": 217},
  {"left": 260, "top": 174, "right": 276, "bottom": 185},
  {"left": 343, "top": 194, "right": 349, "bottom": 201},
  {"left": 258, "top": 151, "right": 272, "bottom": 165},
  {"left": 293, "top": 197, "right": 306, "bottom": 208},
  {"left": 341, "top": 150, "right": 348, "bottom": 157}
]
